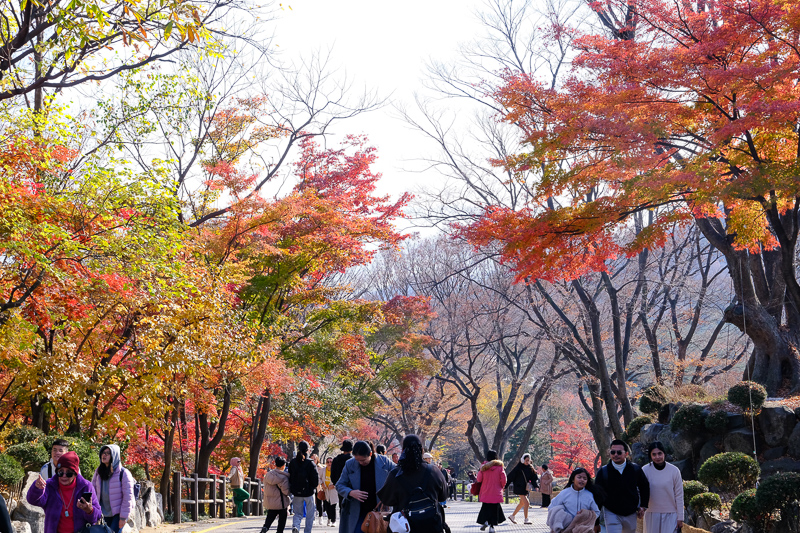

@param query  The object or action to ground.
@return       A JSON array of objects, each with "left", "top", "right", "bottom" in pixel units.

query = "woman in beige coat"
[
  {"left": 540, "top": 464, "right": 554, "bottom": 508},
  {"left": 317, "top": 456, "right": 339, "bottom": 527},
  {"left": 260, "top": 457, "right": 290, "bottom": 533}
]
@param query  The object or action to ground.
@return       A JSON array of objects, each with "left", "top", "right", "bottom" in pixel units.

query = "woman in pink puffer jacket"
[{"left": 91, "top": 444, "right": 135, "bottom": 533}]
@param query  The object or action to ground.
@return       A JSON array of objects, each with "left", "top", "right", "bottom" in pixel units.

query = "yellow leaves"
[{"left": 726, "top": 200, "right": 779, "bottom": 252}]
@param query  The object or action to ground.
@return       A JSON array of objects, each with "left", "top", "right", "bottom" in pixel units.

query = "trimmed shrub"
[
  {"left": 4, "top": 425, "right": 46, "bottom": 446},
  {"left": 691, "top": 492, "right": 722, "bottom": 514},
  {"left": 755, "top": 472, "right": 800, "bottom": 515},
  {"left": 684, "top": 480, "right": 708, "bottom": 508},
  {"left": 0, "top": 453, "right": 25, "bottom": 487},
  {"left": 698, "top": 452, "right": 760, "bottom": 496},
  {"left": 727, "top": 381, "right": 767, "bottom": 412},
  {"left": 63, "top": 438, "right": 100, "bottom": 475},
  {"left": 623, "top": 416, "right": 652, "bottom": 442},
  {"left": 639, "top": 385, "right": 670, "bottom": 414},
  {"left": 5, "top": 442, "right": 49, "bottom": 471},
  {"left": 704, "top": 410, "right": 728, "bottom": 434},
  {"left": 731, "top": 489, "right": 771, "bottom": 531},
  {"left": 127, "top": 463, "right": 147, "bottom": 482},
  {"left": 670, "top": 404, "right": 706, "bottom": 432}
]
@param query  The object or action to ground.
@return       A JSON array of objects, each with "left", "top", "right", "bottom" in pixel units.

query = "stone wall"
[{"left": 632, "top": 401, "right": 800, "bottom": 478}]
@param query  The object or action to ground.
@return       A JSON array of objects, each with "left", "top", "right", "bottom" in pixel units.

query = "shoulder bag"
[{"left": 361, "top": 503, "right": 390, "bottom": 533}]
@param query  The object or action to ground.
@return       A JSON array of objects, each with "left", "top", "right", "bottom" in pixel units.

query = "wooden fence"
[{"left": 171, "top": 472, "right": 263, "bottom": 523}]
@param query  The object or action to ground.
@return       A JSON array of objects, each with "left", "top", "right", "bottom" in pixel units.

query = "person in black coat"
[
  {"left": 330, "top": 439, "right": 353, "bottom": 486},
  {"left": 288, "top": 441, "right": 319, "bottom": 533},
  {"left": 378, "top": 435, "right": 448, "bottom": 533},
  {"left": 594, "top": 439, "right": 650, "bottom": 533},
  {"left": 506, "top": 453, "right": 538, "bottom": 524},
  {"left": 0, "top": 494, "right": 13, "bottom": 533}
]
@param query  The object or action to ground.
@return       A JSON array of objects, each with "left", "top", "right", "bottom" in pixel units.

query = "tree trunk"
[
  {"left": 727, "top": 304, "right": 800, "bottom": 395},
  {"left": 248, "top": 389, "right": 271, "bottom": 479},
  {"left": 195, "top": 385, "right": 232, "bottom": 514},
  {"left": 160, "top": 405, "right": 179, "bottom": 503}
]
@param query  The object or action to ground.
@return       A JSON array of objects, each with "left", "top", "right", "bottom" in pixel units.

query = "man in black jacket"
[
  {"left": 594, "top": 439, "right": 650, "bottom": 533},
  {"left": 329, "top": 439, "right": 353, "bottom": 485}
]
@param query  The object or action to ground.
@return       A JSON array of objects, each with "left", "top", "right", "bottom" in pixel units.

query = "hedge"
[{"left": 697, "top": 452, "right": 760, "bottom": 496}]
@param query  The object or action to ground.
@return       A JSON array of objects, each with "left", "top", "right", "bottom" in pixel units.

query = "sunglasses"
[
  {"left": 57, "top": 470, "right": 76, "bottom": 478},
  {"left": 609, "top": 450, "right": 626, "bottom": 455}
]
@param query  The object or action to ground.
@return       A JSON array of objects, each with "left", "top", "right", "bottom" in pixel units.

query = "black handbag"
[{"left": 83, "top": 517, "right": 115, "bottom": 533}]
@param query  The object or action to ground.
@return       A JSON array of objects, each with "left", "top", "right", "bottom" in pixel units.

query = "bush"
[
  {"left": 127, "top": 463, "right": 147, "bottom": 482},
  {"left": 0, "top": 453, "right": 25, "bottom": 487},
  {"left": 684, "top": 480, "right": 709, "bottom": 508},
  {"left": 3, "top": 425, "right": 46, "bottom": 446},
  {"left": 61, "top": 437, "right": 100, "bottom": 475},
  {"left": 5, "top": 442, "right": 49, "bottom": 471},
  {"left": 698, "top": 452, "right": 760, "bottom": 496},
  {"left": 639, "top": 385, "right": 670, "bottom": 414},
  {"left": 727, "top": 381, "right": 767, "bottom": 412},
  {"left": 731, "top": 489, "right": 771, "bottom": 531},
  {"left": 755, "top": 472, "right": 800, "bottom": 515},
  {"left": 623, "top": 416, "right": 652, "bottom": 442},
  {"left": 676, "top": 384, "right": 710, "bottom": 402},
  {"left": 670, "top": 404, "right": 706, "bottom": 432},
  {"left": 691, "top": 492, "right": 722, "bottom": 514},
  {"left": 704, "top": 410, "right": 729, "bottom": 434}
]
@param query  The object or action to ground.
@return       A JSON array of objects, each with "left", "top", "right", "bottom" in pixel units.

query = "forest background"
[{"left": 1, "top": 0, "right": 799, "bottom": 497}]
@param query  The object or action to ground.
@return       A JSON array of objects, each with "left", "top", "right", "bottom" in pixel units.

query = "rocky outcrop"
[
  {"left": 139, "top": 481, "right": 163, "bottom": 528},
  {"left": 634, "top": 400, "right": 799, "bottom": 481},
  {"left": 759, "top": 406, "right": 797, "bottom": 447},
  {"left": 11, "top": 473, "right": 44, "bottom": 533},
  {"left": 788, "top": 423, "right": 800, "bottom": 459},
  {"left": 11, "top": 521, "right": 32, "bottom": 533},
  {"left": 724, "top": 429, "right": 758, "bottom": 455}
]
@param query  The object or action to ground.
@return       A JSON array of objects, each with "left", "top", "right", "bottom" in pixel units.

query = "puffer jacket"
[
  {"left": 262, "top": 469, "right": 290, "bottom": 510},
  {"left": 477, "top": 459, "right": 507, "bottom": 504},
  {"left": 91, "top": 444, "right": 136, "bottom": 520}
]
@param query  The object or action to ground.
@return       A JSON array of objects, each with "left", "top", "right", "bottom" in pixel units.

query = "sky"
[{"left": 270, "top": 0, "right": 488, "bottom": 220}]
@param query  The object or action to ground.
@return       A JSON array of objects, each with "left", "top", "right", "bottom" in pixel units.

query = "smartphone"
[{"left": 81, "top": 491, "right": 93, "bottom": 503}]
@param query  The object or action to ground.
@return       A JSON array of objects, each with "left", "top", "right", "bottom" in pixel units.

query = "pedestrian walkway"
[{"left": 171, "top": 501, "right": 549, "bottom": 533}]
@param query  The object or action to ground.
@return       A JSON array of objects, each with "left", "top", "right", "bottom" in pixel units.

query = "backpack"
[
  {"left": 400, "top": 467, "right": 442, "bottom": 532},
  {"left": 120, "top": 468, "right": 141, "bottom": 499}
]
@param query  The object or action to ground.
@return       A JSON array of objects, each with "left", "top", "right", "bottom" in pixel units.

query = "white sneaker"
[{"left": 489, "top": 527, "right": 495, "bottom": 533}]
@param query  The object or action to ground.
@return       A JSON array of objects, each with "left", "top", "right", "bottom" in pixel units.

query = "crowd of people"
[
  {"left": 258, "top": 436, "right": 683, "bottom": 533},
  {"left": 11, "top": 434, "right": 682, "bottom": 533},
  {"left": 20, "top": 439, "right": 137, "bottom": 533}
]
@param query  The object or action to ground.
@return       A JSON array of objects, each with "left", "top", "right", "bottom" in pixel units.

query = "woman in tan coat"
[
  {"left": 540, "top": 464, "right": 554, "bottom": 508},
  {"left": 260, "top": 457, "right": 290, "bottom": 533}
]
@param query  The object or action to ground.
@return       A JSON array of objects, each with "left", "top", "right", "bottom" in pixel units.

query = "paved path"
[{"left": 172, "top": 501, "right": 549, "bottom": 533}]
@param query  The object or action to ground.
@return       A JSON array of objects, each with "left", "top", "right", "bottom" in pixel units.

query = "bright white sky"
[{"left": 272, "top": 0, "right": 487, "bottom": 219}]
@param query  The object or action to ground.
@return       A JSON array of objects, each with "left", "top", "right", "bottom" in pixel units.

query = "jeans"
[
  {"left": 292, "top": 495, "right": 316, "bottom": 533},
  {"left": 104, "top": 514, "right": 121, "bottom": 533},
  {"left": 260, "top": 509, "right": 287, "bottom": 533}
]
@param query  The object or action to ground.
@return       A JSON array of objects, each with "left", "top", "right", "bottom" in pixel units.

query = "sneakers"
[
  {"left": 326, "top": 518, "right": 331, "bottom": 527},
  {"left": 481, "top": 523, "right": 488, "bottom": 531},
  {"left": 291, "top": 528, "right": 299, "bottom": 533},
  {"left": 509, "top": 515, "right": 517, "bottom": 524},
  {"left": 489, "top": 527, "right": 495, "bottom": 533},
  {"left": 524, "top": 519, "right": 533, "bottom": 524}
]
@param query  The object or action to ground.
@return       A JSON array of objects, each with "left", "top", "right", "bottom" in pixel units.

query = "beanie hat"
[
  {"left": 56, "top": 451, "right": 80, "bottom": 473},
  {"left": 340, "top": 439, "right": 353, "bottom": 452}
]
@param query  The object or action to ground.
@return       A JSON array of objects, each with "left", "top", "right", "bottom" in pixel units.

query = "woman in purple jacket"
[
  {"left": 27, "top": 451, "right": 102, "bottom": 533},
  {"left": 91, "top": 445, "right": 135, "bottom": 533}
]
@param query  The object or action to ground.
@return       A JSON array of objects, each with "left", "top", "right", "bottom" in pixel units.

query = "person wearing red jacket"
[{"left": 475, "top": 450, "right": 507, "bottom": 533}]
